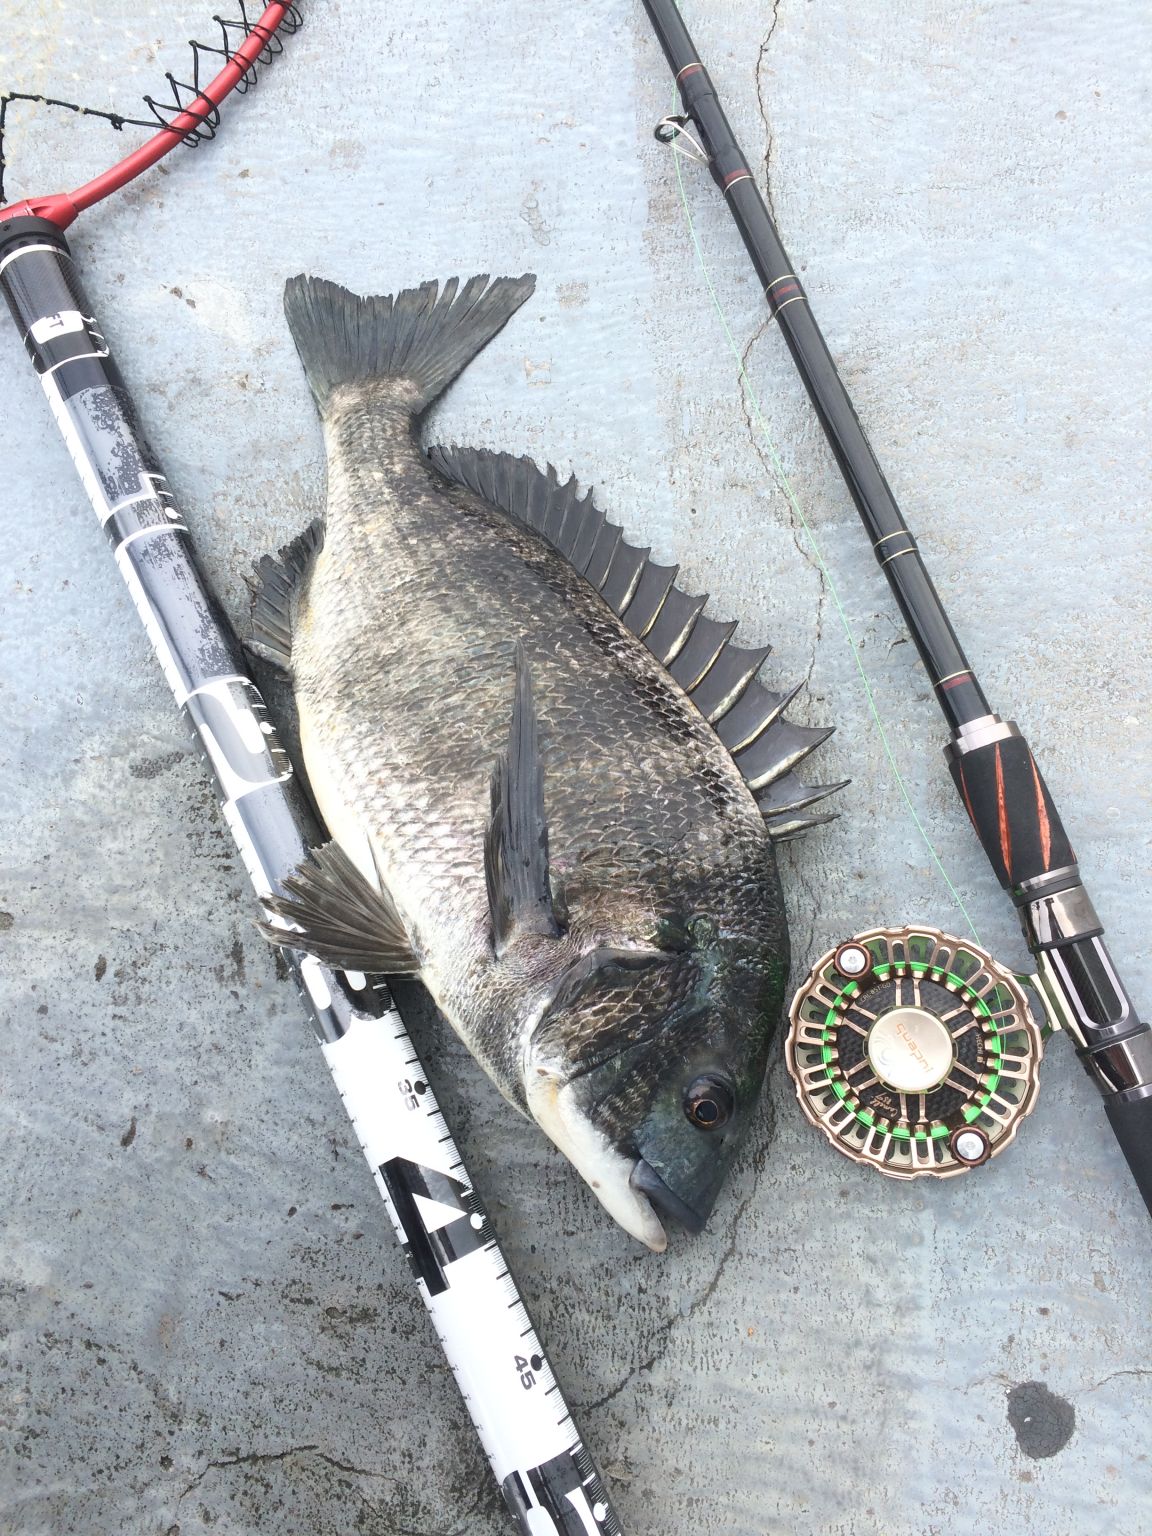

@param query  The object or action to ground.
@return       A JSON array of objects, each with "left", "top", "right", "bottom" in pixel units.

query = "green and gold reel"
[{"left": 786, "top": 926, "right": 1045, "bottom": 1179}]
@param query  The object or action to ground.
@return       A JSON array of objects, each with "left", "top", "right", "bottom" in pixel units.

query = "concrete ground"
[{"left": 1, "top": 3, "right": 1150, "bottom": 1533}]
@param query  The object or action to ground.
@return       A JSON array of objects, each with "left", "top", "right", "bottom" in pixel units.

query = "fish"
[{"left": 253, "top": 273, "right": 842, "bottom": 1250}]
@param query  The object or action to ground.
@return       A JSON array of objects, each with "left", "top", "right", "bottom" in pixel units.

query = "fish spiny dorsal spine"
[{"left": 426, "top": 445, "right": 847, "bottom": 840}]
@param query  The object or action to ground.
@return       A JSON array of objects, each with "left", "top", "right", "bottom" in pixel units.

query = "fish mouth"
[
  {"left": 525, "top": 1072, "right": 668, "bottom": 1252},
  {"left": 630, "top": 1158, "right": 708, "bottom": 1236}
]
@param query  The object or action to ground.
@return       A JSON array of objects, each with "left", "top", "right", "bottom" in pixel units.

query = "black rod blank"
[{"left": 641, "top": 0, "right": 1152, "bottom": 1214}]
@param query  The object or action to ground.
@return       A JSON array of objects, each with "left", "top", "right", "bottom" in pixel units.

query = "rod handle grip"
[
  {"left": 1104, "top": 1088, "right": 1152, "bottom": 1219},
  {"left": 948, "top": 733, "right": 1074, "bottom": 890}
]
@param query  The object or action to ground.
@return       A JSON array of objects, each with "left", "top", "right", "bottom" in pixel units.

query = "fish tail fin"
[{"left": 282, "top": 273, "right": 536, "bottom": 415}]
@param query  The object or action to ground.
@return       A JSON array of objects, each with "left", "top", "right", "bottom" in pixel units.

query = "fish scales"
[
  {"left": 296, "top": 388, "right": 772, "bottom": 1016},
  {"left": 263, "top": 273, "right": 798, "bottom": 1249}
]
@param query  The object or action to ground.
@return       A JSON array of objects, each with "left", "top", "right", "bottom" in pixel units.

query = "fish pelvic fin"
[
  {"left": 258, "top": 840, "right": 420, "bottom": 975},
  {"left": 485, "top": 641, "right": 561, "bottom": 956},
  {"left": 283, "top": 273, "right": 537, "bottom": 416}
]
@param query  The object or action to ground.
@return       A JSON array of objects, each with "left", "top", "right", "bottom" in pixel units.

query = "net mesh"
[{"left": 0, "top": 3, "right": 302, "bottom": 205}]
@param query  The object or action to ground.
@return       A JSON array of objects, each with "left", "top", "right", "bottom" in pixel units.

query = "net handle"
[{"left": 0, "top": 2, "right": 295, "bottom": 229}]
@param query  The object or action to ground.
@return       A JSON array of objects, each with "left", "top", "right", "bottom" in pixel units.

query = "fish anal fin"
[
  {"left": 249, "top": 519, "right": 324, "bottom": 672},
  {"left": 485, "top": 642, "right": 561, "bottom": 955},
  {"left": 259, "top": 840, "right": 420, "bottom": 975}
]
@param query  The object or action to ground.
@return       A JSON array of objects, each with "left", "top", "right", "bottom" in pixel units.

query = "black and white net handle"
[{"left": 0, "top": 219, "right": 622, "bottom": 1536}]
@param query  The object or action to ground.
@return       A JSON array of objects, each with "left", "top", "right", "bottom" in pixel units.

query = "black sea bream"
[{"left": 255, "top": 273, "right": 840, "bottom": 1249}]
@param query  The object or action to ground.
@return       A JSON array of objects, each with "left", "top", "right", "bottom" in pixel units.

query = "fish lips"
[
  {"left": 564, "top": 1039, "right": 727, "bottom": 1242},
  {"left": 630, "top": 1157, "right": 709, "bottom": 1235},
  {"left": 565, "top": 1011, "right": 738, "bottom": 1239},
  {"left": 524, "top": 1066, "right": 671, "bottom": 1251},
  {"left": 527, "top": 949, "right": 733, "bottom": 1248}
]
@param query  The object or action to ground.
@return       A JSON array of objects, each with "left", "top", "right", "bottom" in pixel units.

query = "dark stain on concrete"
[
  {"left": 120, "top": 1117, "right": 137, "bottom": 1149},
  {"left": 94, "top": 955, "right": 107, "bottom": 982},
  {"left": 229, "top": 935, "right": 246, "bottom": 985},
  {"left": 1007, "top": 1380, "right": 1076, "bottom": 1459},
  {"left": 0, "top": 910, "right": 13, "bottom": 930},
  {"left": 130, "top": 750, "right": 187, "bottom": 780}
]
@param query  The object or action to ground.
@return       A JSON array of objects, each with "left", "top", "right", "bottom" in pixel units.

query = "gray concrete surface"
[{"left": 1, "top": 2, "right": 1150, "bottom": 1533}]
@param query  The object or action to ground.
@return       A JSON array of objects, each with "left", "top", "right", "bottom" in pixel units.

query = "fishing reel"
[{"left": 786, "top": 926, "right": 1045, "bottom": 1179}]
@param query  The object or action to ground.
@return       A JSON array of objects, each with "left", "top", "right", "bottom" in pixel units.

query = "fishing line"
[
  {"left": 666, "top": 126, "right": 983, "bottom": 945},
  {"left": 647, "top": 0, "right": 1152, "bottom": 1211}
]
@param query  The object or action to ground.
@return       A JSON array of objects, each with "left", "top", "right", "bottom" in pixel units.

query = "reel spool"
[{"left": 786, "top": 926, "right": 1044, "bottom": 1179}]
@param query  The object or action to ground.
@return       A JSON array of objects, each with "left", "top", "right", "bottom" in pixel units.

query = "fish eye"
[{"left": 683, "top": 1074, "right": 735, "bottom": 1130}]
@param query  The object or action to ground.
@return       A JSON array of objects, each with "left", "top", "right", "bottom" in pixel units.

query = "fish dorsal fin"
[
  {"left": 485, "top": 642, "right": 561, "bottom": 954},
  {"left": 428, "top": 445, "right": 845, "bottom": 840},
  {"left": 250, "top": 519, "right": 325, "bottom": 670}
]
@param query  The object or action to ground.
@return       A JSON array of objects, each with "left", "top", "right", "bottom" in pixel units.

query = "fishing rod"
[
  {"left": 0, "top": 13, "right": 620, "bottom": 1534},
  {"left": 641, "top": 0, "right": 1152, "bottom": 1207}
]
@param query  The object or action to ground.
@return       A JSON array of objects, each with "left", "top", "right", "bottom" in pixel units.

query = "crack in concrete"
[
  {"left": 787, "top": 857, "right": 822, "bottom": 974},
  {"left": 579, "top": 1342, "right": 666, "bottom": 1415},
  {"left": 172, "top": 1441, "right": 495, "bottom": 1535},
  {"left": 1081, "top": 1368, "right": 1152, "bottom": 1396},
  {"left": 176, "top": 1442, "right": 397, "bottom": 1507},
  {"left": 736, "top": 325, "right": 828, "bottom": 710},
  {"left": 737, "top": 325, "right": 819, "bottom": 573},
  {"left": 962, "top": 1367, "right": 1152, "bottom": 1401},
  {"left": 754, "top": 0, "right": 786, "bottom": 224},
  {"left": 958, "top": 1371, "right": 1013, "bottom": 1395},
  {"left": 579, "top": 1074, "right": 780, "bottom": 1417}
]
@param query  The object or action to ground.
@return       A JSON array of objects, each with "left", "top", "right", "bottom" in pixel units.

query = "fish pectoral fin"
[
  {"left": 484, "top": 641, "right": 561, "bottom": 956},
  {"left": 248, "top": 519, "right": 324, "bottom": 672},
  {"left": 258, "top": 840, "right": 420, "bottom": 975}
]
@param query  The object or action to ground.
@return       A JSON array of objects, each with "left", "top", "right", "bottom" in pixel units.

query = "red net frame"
[{"left": 0, "top": 3, "right": 298, "bottom": 228}]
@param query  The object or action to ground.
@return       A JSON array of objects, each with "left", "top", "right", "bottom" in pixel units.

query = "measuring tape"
[{"left": 324, "top": 1003, "right": 618, "bottom": 1533}]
